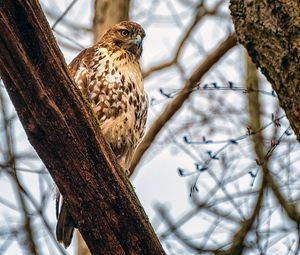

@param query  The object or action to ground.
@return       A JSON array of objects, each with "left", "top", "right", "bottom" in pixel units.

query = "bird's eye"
[{"left": 120, "top": 29, "right": 130, "bottom": 37}]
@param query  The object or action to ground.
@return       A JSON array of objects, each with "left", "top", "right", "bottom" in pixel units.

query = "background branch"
[
  {"left": 0, "top": 1, "right": 165, "bottom": 254},
  {"left": 130, "top": 33, "right": 237, "bottom": 175}
]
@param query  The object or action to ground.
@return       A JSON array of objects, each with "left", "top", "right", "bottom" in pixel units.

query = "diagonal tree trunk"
[
  {"left": 229, "top": 0, "right": 300, "bottom": 141},
  {"left": 0, "top": 1, "right": 165, "bottom": 255}
]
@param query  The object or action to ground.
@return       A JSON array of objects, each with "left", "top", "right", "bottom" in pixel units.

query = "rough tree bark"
[
  {"left": 229, "top": 0, "right": 300, "bottom": 141},
  {"left": 0, "top": 1, "right": 165, "bottom": 255},
  {"left": 93, "top": 0, "right": 130, "bottom": 43}
]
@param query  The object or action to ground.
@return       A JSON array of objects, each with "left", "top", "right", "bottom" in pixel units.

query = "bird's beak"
[{"left": 133, "top": 35, "right": 142, "bottom": 48}]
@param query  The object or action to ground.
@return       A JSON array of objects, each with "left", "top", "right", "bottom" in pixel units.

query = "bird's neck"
[{"left": 97, "top": 42, "right": 140, "bottom": 63}]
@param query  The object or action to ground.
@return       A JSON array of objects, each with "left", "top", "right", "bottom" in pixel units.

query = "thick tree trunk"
[
  {"left": 93, "top": 0, "right": 130, "bottom": 43},
  {"left": 0, "top": 1, "right": 165, "bottom": 255},
  {"left": 229, "top": 0, "right": 300, "bottom": 141}
]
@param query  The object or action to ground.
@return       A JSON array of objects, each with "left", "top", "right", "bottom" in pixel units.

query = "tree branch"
[
  {"left": 0, "top": 1, "right": 165, "bottom": 254},
  {"left": 142, "top": 0, "right": 224, "bottom": 78},
  {"left": 244, "top": 50, "right": 300, "bottom": 238},
  {"left": 130, "top": 33, "right": 237, "bottom": 175}
]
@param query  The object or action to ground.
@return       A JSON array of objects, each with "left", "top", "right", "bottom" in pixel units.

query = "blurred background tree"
[{"left": 0, "top": 0, "right": 299, "bottom": 254}]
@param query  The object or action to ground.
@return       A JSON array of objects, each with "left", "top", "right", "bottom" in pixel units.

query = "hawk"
[{"left": 56, "top": 21, "right": 148, "bottom": 248}]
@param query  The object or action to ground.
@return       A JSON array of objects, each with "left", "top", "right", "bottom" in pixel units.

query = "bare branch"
[
  {"left": 51, "top": 0, "right": 79, "bottom": 30},
  {"left": 130, "top": 33, "right": 237, "bottom": 175},
  {"left": 143, "top": 0, "right": 224, "bottom": 78},
  {"left": 0, "top": 89, "right": 39, "bottom": 255}
]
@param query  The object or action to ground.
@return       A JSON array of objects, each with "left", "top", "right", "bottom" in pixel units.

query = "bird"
[{"left": 56, "top": 21, "right": 148, "bottom": 248}]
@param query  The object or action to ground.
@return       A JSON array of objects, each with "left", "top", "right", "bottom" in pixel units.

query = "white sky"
[{"left": 1, "top": 1, "right": 299, "bottom": 255}]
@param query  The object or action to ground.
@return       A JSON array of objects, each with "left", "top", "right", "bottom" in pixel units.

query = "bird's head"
[{"left": 101, "top": 21, "right": 146, "bottom": 59}]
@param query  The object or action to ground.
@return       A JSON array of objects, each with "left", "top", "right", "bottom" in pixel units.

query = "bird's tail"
[{"left": 56, "top": 199, "right": 75, "bottom": 248}]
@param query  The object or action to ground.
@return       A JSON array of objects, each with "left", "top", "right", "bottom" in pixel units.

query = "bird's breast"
[{"left": 88, "top": 49, "right": 148, "bottom": 156}]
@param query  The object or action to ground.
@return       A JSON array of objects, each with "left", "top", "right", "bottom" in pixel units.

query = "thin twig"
[
  {"left": 143, "top": 0, "right": 224, "bottom": 78},
  {"left": 130, "top": 33, "right": 237, "bottom": 176},
  {"left": 51, "top": 0, "right": 79, "bottom": 30}
]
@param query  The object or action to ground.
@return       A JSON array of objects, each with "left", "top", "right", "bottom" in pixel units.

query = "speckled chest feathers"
[{"left": 69, "top": 21, "right": 148, "bottom": 170}]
